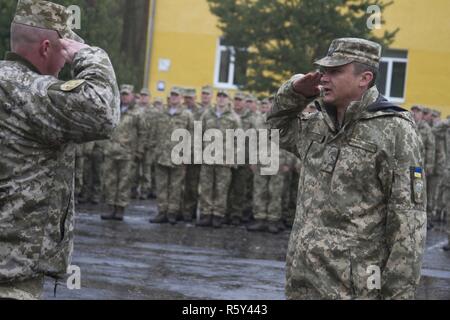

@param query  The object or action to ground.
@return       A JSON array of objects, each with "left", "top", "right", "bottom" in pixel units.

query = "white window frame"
[
  {"left": 379, "top": 56, "right": 408, "bottom": 104},
  {"left": 213, "top": 38, "right": 239, "bottom": 89}
]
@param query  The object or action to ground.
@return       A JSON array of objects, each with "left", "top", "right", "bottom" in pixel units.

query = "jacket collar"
[{"left": 4, "top": 52, "right": 42, "bottom": 75}]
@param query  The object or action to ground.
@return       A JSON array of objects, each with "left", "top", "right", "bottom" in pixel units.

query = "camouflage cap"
[
  {"left": 217, "top": 89, "right": 229, "bottom": 97},
  {"left": 314, "top": 38, "right": 382, "bottom": 69},
  {"left": 411, "top": 105, "right": 423, "bottom": 112},
  {"left": 201, "top": 85, "right": 213, "bottom": 95},
  {"left": 245, "top": 94, "right": 257, "bottom": 102},
  {"left": 422, "top": 107, "right": 431, "bottom": 115},
  {"left": 183, "top": 88, "right": 197, "bottom": 98},
  {"left": 13, "top": 0, "right": 84, "bottom": 43},
  {"left": 234, "top": 91, "right": 246, "bottom": 100},
  {"left": 153, "top": 97, "right": 163, "bottom": 104},
  {"left": 140, "top": 88, "right": 150, "bottom": 96},
  {"left": 120, "top": 84, "right": 134, "bottom": 94},
  {"left": 170, "top": 86, "right": 183, "bottom": 95},
  {"left": 432, "top": 110, "right": 441, "bottom": 117}
]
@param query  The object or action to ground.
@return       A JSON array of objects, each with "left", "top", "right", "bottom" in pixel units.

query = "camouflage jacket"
[
  {"left": 0, "top": 48, "right": 120, "bottom": 286},
  {"left": 200, "top": 104, "right": 242, "bottom": 167},
  {"left": 253, "top": 113, "right": 291, "bottom": 169},
  {"left": 416, "top": 121, "right": 435, "bottom": 176},
  {"left": 103, "top": 106, "right": 140, "bottom": 160},
  {"left": 185, "top": 103, "right": 207, "bottom": 121},
  {"left": 155, "top": 105, "right": 194, "bottom": 167},
  {"left": 139, "top": 104, "right": 162, "bottom": 162},
  {"left": 268, "top": 78, "right": 426, "bottom": 300}
]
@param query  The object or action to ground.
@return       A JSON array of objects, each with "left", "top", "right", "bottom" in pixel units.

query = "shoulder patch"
[{"left": 60, "top": 79, "right": 86, "bottom": 92}]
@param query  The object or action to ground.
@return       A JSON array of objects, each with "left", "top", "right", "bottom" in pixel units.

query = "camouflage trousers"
[
  {"left": 80, "top": 149, "right": 103, "bottom": 202},
  {"left": 103, "top": 158, "right": 133, "bottom": 207},
  {"left": 427, "top": 174, "right": 443, "bottom": 216},
  {"left": 0, "top": 276, "right": 44, "bottom": 300},
  {"left": 132, "top": 155, "right": 152, "bottom": 198},
  {"left": 183, "top": 164, "right": 201, "bottom": 218},
  {"left": 253, "top": 172, "right": 284, "bottom": 222},
  {"left": 199, "top": 165, "right": 232, "bottom": 218},
  {"left": 228, "top": 165, "right": 253, "bottom": 218},
  {"left": 155, "top": 164, "right": 185, "bottom": 215}
]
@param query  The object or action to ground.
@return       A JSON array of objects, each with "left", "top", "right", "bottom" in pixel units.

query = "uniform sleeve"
[
  {"left": 382, "top": 117, "right": 427, "bottom": 299},
  {"left": 31, "top": 47, "right": 120, "bottom": 145},
  {"left": 267, "top": 76, "right": 312, "bottom": 157}
]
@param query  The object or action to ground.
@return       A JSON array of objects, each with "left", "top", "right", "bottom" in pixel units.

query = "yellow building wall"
[
  {"left": 148, "top": 0, "right": 221, "bottom": 99},
  {"left": 148, "top": 0, "right": 450, "bottom": 116},
  {"left": 377, "top": 0, "right": 450, "bottom": 116}
]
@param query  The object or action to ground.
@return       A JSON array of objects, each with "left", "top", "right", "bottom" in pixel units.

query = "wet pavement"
[{"left": 43, "top": 200, "right": 450, "bottom": 300}]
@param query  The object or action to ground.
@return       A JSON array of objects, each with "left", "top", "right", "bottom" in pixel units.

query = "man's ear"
[
  {"left": 360, "top": 71, "right": 374, "bottom": 88},
  {"left": 39, "top": 40, "right": 51, "bottom": 58}
]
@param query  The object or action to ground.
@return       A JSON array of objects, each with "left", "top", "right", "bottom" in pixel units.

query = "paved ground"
[{"left": 43, "top": 200, "right": 450, "bottom": 300}]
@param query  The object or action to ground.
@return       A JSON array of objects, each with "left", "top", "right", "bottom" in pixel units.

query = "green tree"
[
  {"left": 207, "top": 0, "right": 398, "bottom": 94},
  {"left": 0, "top": 0, "right": 149, "bottom": 89}
]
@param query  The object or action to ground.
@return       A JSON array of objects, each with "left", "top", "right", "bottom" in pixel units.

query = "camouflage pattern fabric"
[
  {"left": 155, "top": 164, "right": 185, "bottom": 216},
  {"left": 268, "top": 76, "right": 426, "bottom": 300},
  {"left": 0, "top": 46, "right": 119, "bottom": 297},
  {"left": 199, "top": 104, "right": 241, "bottom": 218}
]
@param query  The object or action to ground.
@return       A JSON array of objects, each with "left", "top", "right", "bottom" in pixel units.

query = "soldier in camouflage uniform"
[
  {"left": 425, "top": 109, "right": 447, "bottom": 225},
  {"left": 247, "top": 100, "right": 291, "bottom": 234},
  {"left": 182, "top": 88, "right": 208, "bottom": 221},
  {"left": 431, "top": 110, "right": 448, "bottom": 220},
  {"left": 79, "top": 141, "right": 104, "bottom": 205},
  {"left": 131, "top": 88, "right": 155, "bottom": 200},
  {"left": 442, "top": 117, "right": 450, "bottom": 251},
  {"left": 101, "top": 85, "right": 140, "bottom": 221},
  {"left": 411, "top": 106, "right": 435, "bottom": 227},
  {"left": 268, "top": 38, "right": 426, "bottom": 299},
  {"left": 197, "top": 90, "right": 242, "bottom": 228},
  {"left": 228, "top": 91, "right": 255, "bottom": 225},
  {"left": 150, "top": 87, "right": 194, "bottom": 225},
  {"left": 0, "top": 0, "right": 119, "bottom": 300}
]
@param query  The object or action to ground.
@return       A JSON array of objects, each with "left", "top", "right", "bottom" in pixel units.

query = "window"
[
  {"left": 214, "top": 38, "right": 247, "bottom": 89},
  {"left": 377, "top": 49, "right": 408, "bottom": 103}
]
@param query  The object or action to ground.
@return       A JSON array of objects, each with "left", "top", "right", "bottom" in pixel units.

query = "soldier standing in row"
[
  {"left": 197, "top": 91, "right": 242, "bottom": 228},
  {"left": 228, "top": 92, "right": 255, "bottom": 225},
  {"left": 150, "top": 87, "right": 194, "bottom": 225},
  {"left": 247, "top": 100, "right": 290, "bottom": 234},
  {"left": 268, "top": 38, "right": 426, "bottom": 299},
  {"left": 101, "top": 85, "right": 140, "bottom": 221},
  {"left": 411, "top": 106, "right": 435, "bottom": 228},
  {"left": 0, "top": 0, "right": 119, "bottom": 299},
  {"left": 183, "top": 88, "right": 208, "bottom": 222},
  {"left": 79, "top": 141, "right": 104, "bottom": 205}
]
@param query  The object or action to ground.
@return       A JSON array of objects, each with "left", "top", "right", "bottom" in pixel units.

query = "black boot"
[
  {"left": 247, "top": 220, "right": 267, "bottom": 232},
  {"left": 167, "top": 213, "right": 177, "bottom": 225},
  {"left": 443, "top": 243, "right": 450, "bottom": 251},
  {"left": 150, "top": 212, "right": 168, "bottom": 224},
  {"left": 101, "top": 205, "right": 116, "bottom": 221},
  {"left": 212, "top": 216, "right": 224, "bottom": 229},
  {"left": 113, "top": 206, "right": 125, "bottom": 221},
  {"left": 196, "top": 215, "right": 212, "bottom": 227}
]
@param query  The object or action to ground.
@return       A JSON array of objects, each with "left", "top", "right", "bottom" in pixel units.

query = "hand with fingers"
[
  {"left": 60, "top": 39, "right": 90, "bottom": 64},
  {"left": 292, "top": 72, "right": 322, "bottom": 98}
]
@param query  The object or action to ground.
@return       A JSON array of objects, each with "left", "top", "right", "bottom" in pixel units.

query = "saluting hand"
[
  {"left": 292, "top": 72, "right": 322, "bottom": 98},
  {"left": 60, "top": 38, "right": 90, "bottom": 64}
]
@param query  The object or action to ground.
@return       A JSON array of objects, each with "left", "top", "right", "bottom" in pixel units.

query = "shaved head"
[
  {"left": 10, "top": 22, "right": 66, "bottom": 77},
  {"left": 11, "top": 22, "right": 59, "bottom": 51}
]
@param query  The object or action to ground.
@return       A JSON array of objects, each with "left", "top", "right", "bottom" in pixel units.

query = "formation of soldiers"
[
  {"left": 411, "top": 106, "right": 450, "bottom": 250},
  {"left": 74, "top": 84, "right": 312, "bottom": 234}
]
